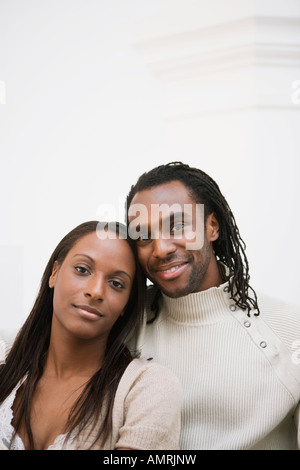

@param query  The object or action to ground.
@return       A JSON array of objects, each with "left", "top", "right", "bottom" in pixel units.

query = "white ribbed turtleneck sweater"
[{"left": 136, "top": 281, "right": 300, "bottom": 450}]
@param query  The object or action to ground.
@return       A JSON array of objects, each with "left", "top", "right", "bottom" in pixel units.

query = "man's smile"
[
  {"left": 156, "top": 263, "right": 189, "bottom": 280},
  {"left": 153, "top": 261, "right": 190, "bottom": 281}
]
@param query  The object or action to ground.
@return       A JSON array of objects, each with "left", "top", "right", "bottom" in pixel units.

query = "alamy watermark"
[
  {"left": 0, "top": 80, "right": 6, "bottom": 104},
  {"left": 95, "top": 200, "right": 205, "bottom": 250}
]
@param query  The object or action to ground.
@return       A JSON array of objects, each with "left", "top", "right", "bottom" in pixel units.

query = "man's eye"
[
  {"left": 137, "top": 233, "right": 150, "bottom": 242},
  {"left": 172, "top": 222, "right": 184, "bottom": 232}
]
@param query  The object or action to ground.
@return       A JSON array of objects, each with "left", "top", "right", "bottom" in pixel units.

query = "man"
[{"left": 126, "top": 161, "right": 300, "bottom": 450}]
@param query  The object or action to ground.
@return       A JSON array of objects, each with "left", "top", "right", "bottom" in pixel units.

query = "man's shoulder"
[
  {"left": 257, "top": 292, "right": 300, "bottom": 354},
  {"left": 258, "top": 292, "right": 300, "bottom": 321}
]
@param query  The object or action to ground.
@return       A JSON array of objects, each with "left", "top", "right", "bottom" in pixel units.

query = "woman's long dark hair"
[
  {"left": 126, "top": 162, "right": 259, "bottom": 319},
  {"left": 0, "top": 221, "right": 146, "bottom": 449}
]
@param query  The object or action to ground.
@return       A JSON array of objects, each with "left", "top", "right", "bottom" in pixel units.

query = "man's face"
[{"left": 128, "top": 181, "right": 219, "bottom": 298}]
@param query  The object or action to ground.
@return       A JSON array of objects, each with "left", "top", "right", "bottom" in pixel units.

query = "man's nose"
[
  {"left": 152, "top": 237, "right": 176, "bottom": 259},
  {"left": 84, "top": 274, "right": 105, "bottom": 301}
]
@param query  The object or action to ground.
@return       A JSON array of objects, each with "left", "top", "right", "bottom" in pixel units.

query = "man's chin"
[{"left": 155, "top": 282, "right": 193, "bottom": 299}]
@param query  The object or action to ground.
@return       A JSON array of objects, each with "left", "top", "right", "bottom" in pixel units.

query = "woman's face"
[{"left": 49, "top": 231, "right": 136, "bottom": 342}]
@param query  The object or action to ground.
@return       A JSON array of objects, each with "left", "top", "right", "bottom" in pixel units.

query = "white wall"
[{"left": 0, "top": 0, "right": 299, "bottom": 332}]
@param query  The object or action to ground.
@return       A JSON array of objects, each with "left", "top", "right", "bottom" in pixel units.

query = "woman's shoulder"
[
  {"left": 123, "top": 358, "right": 181, "bottom": 389},
  {"left": 119, "top": 359, "right": 182, "bottom": 401},
  {"left": 112, "top": 358, "right": 182, "bottom": 450}
]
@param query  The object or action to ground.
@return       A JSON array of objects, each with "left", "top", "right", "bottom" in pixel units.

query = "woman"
[{"left": 0, "top": 221, "right": 182, "bottom": 450}]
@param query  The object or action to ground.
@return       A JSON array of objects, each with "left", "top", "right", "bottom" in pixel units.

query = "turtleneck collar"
[{"left": 160, "top": 280, "right": 234, "bottom": 324}]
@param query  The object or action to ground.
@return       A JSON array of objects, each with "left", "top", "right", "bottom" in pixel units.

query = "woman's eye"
[
  {"left": 75, "top": 266, "right": 89, "bottom": 274},
  {"left": 111, "top": 280, "right": 125, "bottom": 289}
]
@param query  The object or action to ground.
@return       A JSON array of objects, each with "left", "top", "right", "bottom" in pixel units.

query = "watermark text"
[{"left": 95, "top": 202, "right": 205, "bottom": 250}]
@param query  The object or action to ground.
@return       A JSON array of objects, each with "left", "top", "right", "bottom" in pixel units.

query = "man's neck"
[{"left": 194, "top": 256, "right": 224, "bottom": 293}]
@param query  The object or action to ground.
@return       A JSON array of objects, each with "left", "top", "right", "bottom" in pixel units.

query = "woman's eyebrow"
[
  {"left": 114, "top": 270, "right": 132, "bottom": 281},
  {"left": 73, "top": 254, "right": 94, "bottom": 263},
  {"left": 73, "top": 255, "right": 132, "bottom": 281}
]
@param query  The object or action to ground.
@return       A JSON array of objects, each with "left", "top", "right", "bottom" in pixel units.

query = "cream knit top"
[
  {"left": 135, "top": 281, "right": 300, "bottom": 450},
  {"left": 0, "top": 358, "right": 182, "bottom": 450}
]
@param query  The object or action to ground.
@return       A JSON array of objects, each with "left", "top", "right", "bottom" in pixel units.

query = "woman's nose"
[{"left": 84, "top": 274, "right": 105, "bottom": 301}]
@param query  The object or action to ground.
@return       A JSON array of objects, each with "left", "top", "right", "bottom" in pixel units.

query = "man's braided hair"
[{"left": 126, "top": 161, "right": 259, "bottom": 318}]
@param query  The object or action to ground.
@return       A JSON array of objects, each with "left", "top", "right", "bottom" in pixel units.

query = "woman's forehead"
[{"left": 68, "top": 232, "right": 135, "bottom": 266}]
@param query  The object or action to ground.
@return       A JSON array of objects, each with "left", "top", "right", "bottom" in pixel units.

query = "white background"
[{"left": 0, "top": 0, "right": 299, "bottom": 332}]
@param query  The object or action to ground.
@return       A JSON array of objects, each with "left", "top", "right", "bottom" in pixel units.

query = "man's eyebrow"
[
  {"left": 135, "top": 211, "right": 189, "bottom": 231},
  {"left": 170, "top": 211, "right": 192, "bottom": 221}
]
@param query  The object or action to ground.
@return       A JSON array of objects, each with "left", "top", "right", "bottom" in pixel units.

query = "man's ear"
[
  {"left": 206, "top": 212, "right": 220, "bottom": 242},
  {"left": 49, "top": 260, "right": 59, "bottom": 288}
]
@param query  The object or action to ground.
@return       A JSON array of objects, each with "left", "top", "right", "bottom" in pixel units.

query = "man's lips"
[
  {"left": 73, "top": 304, "right": 104, "bottom": 320},
  {"left": 154, "top": 261, "right": 189, "bottom": 280}
]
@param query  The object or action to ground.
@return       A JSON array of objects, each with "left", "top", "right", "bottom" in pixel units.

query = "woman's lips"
[
  {"left": 73, "top": 304, "right": 104, "bottom": 321},
  {"left": 155, "top": 262, "right": 189, "bottom": 280}
]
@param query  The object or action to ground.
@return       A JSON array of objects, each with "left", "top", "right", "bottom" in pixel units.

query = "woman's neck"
[{"left": 44, "top": 318, "right": 105, "bottom": 379}]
